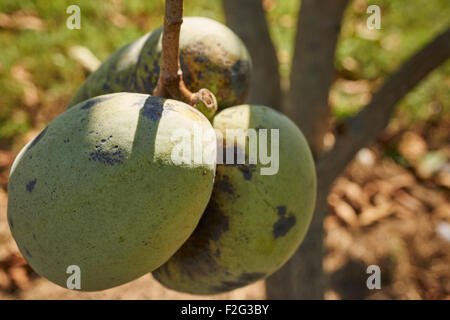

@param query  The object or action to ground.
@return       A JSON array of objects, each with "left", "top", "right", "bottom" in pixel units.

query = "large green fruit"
[
  {"left": 7, "top": 92, "right": 216, "bottom": 291},
  {"left": 153, "top": 105, "right": 316, "bottom": 294},
  {"left": 69, "top": 17, "right": 251, "bottom": 109}
]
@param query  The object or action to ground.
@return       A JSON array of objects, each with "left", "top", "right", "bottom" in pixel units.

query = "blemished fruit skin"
[
  {"left": 69, "top": 17, "right": 251, "bottom": 109},
  {"left": 153, "top": 104, "right": 317, "bottom": 294},
  {"left": 7, "top": 92, "right": 216, "bottom": 291}
]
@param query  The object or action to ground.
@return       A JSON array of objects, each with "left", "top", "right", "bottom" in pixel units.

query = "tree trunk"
[
  {"left": 284, "top": 0, "right": 349, "bottom": 155},
  {"left": 223, "top": 0, "right": 282, "bottom": 110},
  {"left": 266, "top": 0, "right": 349, "bottom": 299}
]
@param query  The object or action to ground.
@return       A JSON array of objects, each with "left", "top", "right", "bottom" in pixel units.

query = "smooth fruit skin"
[
  {"left": 153, "top": 105, "right": 316, "bottom": 294},
  {"left": 69, "top": 17, "right": 251, "bottom": 109},
  {"left": 7, "top": 93, "right": 216, "bottom": 291}
]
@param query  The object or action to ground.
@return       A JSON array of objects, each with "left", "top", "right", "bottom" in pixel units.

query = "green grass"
[
  {"left": 334, "top": 0, "right": 450, "bottom": 120},
  {"left": 0, "top": 0, "right": 448, "bottom": 148}
]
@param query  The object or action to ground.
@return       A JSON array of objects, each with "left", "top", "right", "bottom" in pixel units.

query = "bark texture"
[
  {"left": 266, "top": 0, "right": 349, "bottom": 299},
  {"left": 285, "top": 0, "right": 349, "bottom": 155},
  {"left": 223, "top": 0, "right": 282, "bottom": 109}
]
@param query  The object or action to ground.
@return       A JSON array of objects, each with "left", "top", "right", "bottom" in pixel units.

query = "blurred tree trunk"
[
  {"left": 266, "top": 0, "right": 349, "bottom": 299},
  {"left": 223, "top": 0, "right": 450, "bottom": 300},
  {"left": 223, "top": 0, "right": 282, "bottom": 110},
  {"left": 267, "top": 25, "right": 450, "bottom": 299},
  {"left": 285, "top": 0, "right": 349, "bottom": 156}
]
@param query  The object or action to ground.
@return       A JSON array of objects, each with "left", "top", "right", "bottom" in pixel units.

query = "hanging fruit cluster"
[{"left": 7, "top": 0, "right": 316, "bottom": 294}]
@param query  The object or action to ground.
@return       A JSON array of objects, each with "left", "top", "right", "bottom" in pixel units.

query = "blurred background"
[{"left": 0, "top": 0, "right": 449, "bottom": 299}]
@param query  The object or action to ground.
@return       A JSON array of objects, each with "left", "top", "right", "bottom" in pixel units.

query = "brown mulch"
[{"left": 325, "top": 119, "right": 450, "bottom": 300}]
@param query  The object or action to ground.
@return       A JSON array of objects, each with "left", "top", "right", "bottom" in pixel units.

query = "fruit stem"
[{"left": 153, "top": 0, "right": 218, "bottom": 120}]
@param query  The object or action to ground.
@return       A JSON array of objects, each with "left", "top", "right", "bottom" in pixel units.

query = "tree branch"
[
  {"left": 317, "top": 27, "right": 450, "bottom": 186},
  {"left": 286, "top": 0, "right": 349, "bottom": 155},
  {"left": 223, "top": 0, "right": 282, "bottom": 110},
  {"left": 153, "top": 0, "right": 217, "bottom": 119}
]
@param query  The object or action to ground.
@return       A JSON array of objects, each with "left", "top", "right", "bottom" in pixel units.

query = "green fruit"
[
  {"left": 69, "top": 17, "right": 251, "bottom": 109},
  {"left": 153, "top": 105, "right": 316, "bottom": 294},
  {"left": 7, "top": 92, "right": 216, "bottom": 291}
]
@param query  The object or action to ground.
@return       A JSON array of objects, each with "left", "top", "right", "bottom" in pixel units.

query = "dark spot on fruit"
[
  {"left": 102, "top": 83, "right": 112, "bottom": 92},
  {"left": 214, "top": 249, "right": 221, "bottom": 257},
  {"left": 273, "top": 215, "right": 296, "bottom": 238},
  {"left": 27, "top": 127, "right": 48, "bottom": 151},
  {"left": 210, "top": 272, "right": 265, "bottom": 293},
  {"left": 216, "top": 175, "right": 234, "bottom": 195},
  {"left": 230, "top": 59, "right": 251, "bottom": 101},
  {"left": 152, "top": 58, "right": 160, "bottom": 77},
  {"left": 26, "top": 179, "right": 37, "bottom": 192},
  {"left": 277, "top": 206, "right": 287, "bottom": 216},
  {"left": 119, "top": 236, "right": 125, "bottom": 243},
  {"left": 24, "top": 247, "right": 32, "bottom": 258},
  {"left": 138, "top": 53, "right": 160, "bottom": 92},
  {"left": 153, "top": 200, "right": 229, "bottom": 284},
  {"left": 81, "top": 96, "right": 110, "bottom": 110},
  {"left": 179, "top": 55, "right": 193, "bottom": 84},
  {"left": 197, "top": 70, "right": 205, "bottom": 81},
  {"left": 89, "top": 145, "right": 124, "bottom": 166},
  {"left": 201, "top": 200, "right": 230, "bottom": 242},
  {"left": 32, "top": 233, "right": 37, "bottom": 240},
  {"left": 141, "top": 96, "right": 164, "bottom": 122},
  {"left": 238, "top": 164, "right": 252, "bottom": 180},
  {"left": 142, "top": 240, "right": 148, "bottom": 246},
  {"left": 63, "top": 139, "right": 70, "bottom": 143}
]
